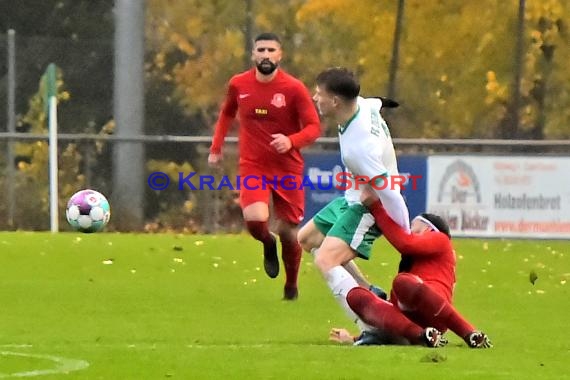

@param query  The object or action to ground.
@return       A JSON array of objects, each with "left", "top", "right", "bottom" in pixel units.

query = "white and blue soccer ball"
[{"left": 66, "top": 189, "right": 111, "bottom": 233}]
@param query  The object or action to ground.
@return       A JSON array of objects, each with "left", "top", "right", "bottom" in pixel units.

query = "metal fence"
[{"left": 2, "top": 133, "right": 569, "bottom": 232}]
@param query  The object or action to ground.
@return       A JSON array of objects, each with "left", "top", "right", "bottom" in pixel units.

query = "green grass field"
[{"left": 0, "top": 232, "right": 568, "bottom": 379}]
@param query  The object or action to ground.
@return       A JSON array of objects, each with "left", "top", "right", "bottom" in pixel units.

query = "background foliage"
[
  {"left": 1, "top": 0, "right": 569, "bottom": 230},
  {"left": 146, "top": 0, "right": 570, "bottom": 139}
]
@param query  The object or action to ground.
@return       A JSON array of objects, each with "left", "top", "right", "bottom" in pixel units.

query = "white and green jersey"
[{"left": 338, "top": 97, "right": 399, "bottom": 205}]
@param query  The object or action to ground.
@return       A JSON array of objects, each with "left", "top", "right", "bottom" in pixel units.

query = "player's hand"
[
  {"left": 329, "top": 328, "right": 355, "bottom": 344},
  {"left": 360, "top": 184, "right": 380, "bottom": 207},
  {"left": 208, "top": 153, "right": 223, "bottom": 168},
  {"left": 269, "top": 133, "right": 292, "bottom": 154}
]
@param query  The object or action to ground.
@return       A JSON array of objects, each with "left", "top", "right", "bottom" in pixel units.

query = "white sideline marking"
[
  {"left": 0, "top": 351, "right": 89, "bottom": 378},
  {"left": 185, "top": 343, "right": 332, "bottom": 349},
  {"left": 123, "top": 342, "right": 335, "bottom": 350}
]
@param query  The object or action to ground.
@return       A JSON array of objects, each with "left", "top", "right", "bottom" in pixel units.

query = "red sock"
[
  {"left": 245, "top": 221, "right": 274, "bottom": 246},
  {"left": 347, "top": 287, "right": 424, "bottom": 343},
  {"left": 393, "top": 273, "right": 475, "bottom": 338},
  {"left": 280, "top": 236, "right": 302, "bottom": 288}
]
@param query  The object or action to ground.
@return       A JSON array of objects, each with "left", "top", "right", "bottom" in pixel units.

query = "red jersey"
[
  {"left": 210, "top": 68, "right": 321, "bottom": 174},
  {"left": 368, "top": 202, "right": 457, "bottom": 302}
]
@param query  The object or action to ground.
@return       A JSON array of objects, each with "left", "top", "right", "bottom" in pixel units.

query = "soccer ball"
[{"left": 66, "top": 189, "right": 111, "bottom": 233}]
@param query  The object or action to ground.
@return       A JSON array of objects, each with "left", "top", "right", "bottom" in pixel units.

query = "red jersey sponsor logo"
[{"left": 271, "top": 93, "right": 286, "bottom": 108}]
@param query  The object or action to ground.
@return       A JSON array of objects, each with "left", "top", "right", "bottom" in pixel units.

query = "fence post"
[
  {"left": 112, "top": 0, "right": 145, "bottom": 230},
  {"left": 46, "top": 63, "right": 59, "bottom": 232},
  {"left": 6, "top": 29, "right": 16, "bottom": 228}
]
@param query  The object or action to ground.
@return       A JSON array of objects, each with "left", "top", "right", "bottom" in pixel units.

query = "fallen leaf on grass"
[{"left": 529, "top": 270, "right": 538, "bottom": 285}]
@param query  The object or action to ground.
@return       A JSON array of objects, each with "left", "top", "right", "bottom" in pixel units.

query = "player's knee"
[
  {"left": 392, "top": 273, "right": 423, "bottom": 302},
  {"left": 297, "top": 231, "right": 313, "bottom": 253},
  {"left": 298, "top": 239, "right": 312, "bottom": 253},
  {"left": 315, "top": 237, "right": 356, "bottom": 272},
  {"left": 297, "top": 224, "right": 322, "bottom": 253},
  {"left": 245, "top": 220, "right": 270, "bottom": 241},
  {"left": 314, "top": 247, "right": 348, "bottom": 273},
  {"left": 275, "top": 223, "right": 297, "bottom": 243}
]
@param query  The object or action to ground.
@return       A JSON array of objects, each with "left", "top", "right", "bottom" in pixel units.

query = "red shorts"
[{"left": 239, "top": 166, "right": 304, "bottom": 224}]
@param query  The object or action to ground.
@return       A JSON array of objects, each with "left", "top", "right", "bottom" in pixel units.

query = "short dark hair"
[
  {"left": 315, "top": 67, "right": 360, "bottom": 100},
  {"left": 420, "top": 213, "right": 451, "bottom": 238},
  {"left": 254, "top": 32, "right": 281, "bottom": 44}
]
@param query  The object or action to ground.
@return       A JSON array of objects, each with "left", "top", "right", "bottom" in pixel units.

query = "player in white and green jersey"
[
  {"left": 297, "top": 67, "right": 410, "bottom": 344},
  {"left": 299, "top": 95, "right": 402, "bottom": 257}
]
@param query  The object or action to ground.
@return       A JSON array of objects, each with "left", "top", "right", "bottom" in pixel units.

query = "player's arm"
[
  {"left": 367, "top": 201, "right": 447, "bottom": 256},
  {"left": 287, "top": 84, "right": 321, "bottom": 149},
  {"left": 354, "top": 151, "right": 410, "bottom": 231},
  {"left": 343, "top": 260, "right": 388, "bottom": 300},
  {"left": 209, "top": 82, "right": 239, "bottom": 155},
  {"left": 343, "top": 260, "right": 370, "bottom": 287}
]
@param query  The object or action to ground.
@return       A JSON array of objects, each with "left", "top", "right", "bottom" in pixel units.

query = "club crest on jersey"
[{"left": 271, "top": 93, "right": 286, "bottom": 108}]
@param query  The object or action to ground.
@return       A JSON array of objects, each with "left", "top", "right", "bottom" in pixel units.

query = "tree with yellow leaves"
[{"left": 146, "top": 0, "right": 570, "bottom": 139}]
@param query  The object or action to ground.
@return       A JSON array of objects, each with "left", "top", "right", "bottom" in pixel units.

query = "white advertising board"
[{"left": 427, "top": 156, "right": 570, "bottom": 238}]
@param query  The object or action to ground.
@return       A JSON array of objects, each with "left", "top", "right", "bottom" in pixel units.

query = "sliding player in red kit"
[
  {"left": 331, "top": 187, "right": 492, "bottom": 348},
  {"left": 209, "top": 33, "right": 320, "bottom": 300}
]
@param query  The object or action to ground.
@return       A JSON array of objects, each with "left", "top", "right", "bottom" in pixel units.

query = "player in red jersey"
[
  {"left": 208, "top": 33, "right": 321, "bottom": 300},
  {"left": 330, "top": 187, "right": 492, "bottom": 348}
]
